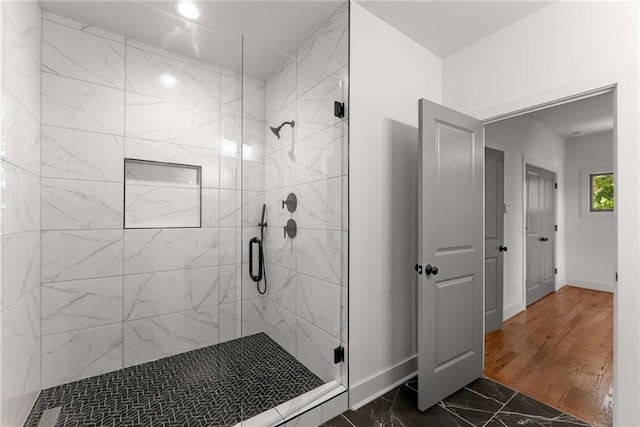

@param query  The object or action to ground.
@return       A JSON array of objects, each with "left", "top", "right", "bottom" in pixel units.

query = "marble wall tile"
[
  {"left": 123, "top": 305, "right": 219, "bottom": 367},
  {"left": 123, "top": 228, "right": 218, "bottom": 274},
  {"left": 219, "top": 301, "right": 239, "bottom": 343},
  {"left": 124, "top": 185, "right": 200, "bottom": 229},
  {"left": 296, "top": 317, "right": 340, "bottom": 384},
  {"left": 126, "top": 45, "right": 220, "bottom": 111},
  {"left": 125, "top": 92, "right": 219, "bottom": 150},
  {"left": 42, "top": 126, "right": 124, "bottom": 181},
  {"left": 220, "top": 189, "right": 239, "bottom": 227},
  {"left": 219, "top": 227, "right": 239, "bottom": 266},
  {"left": 266, "top": 263, "right": 296, "bottom": 313},
  {"left": 2, "top": 1, "right": 41, "bottom": 119},
  {"left": 42, "top": 73, "right": 125, "bottom": 135},
  {"left": 1, "top": 231, "right": 40, "bottom": 310},
  {"left": 265, "top": 103, "right": 296, "bottom": 155},
  {"left": 297, "top": 176, "right": 343, "bottom": 231},
  {"left": 125, "top": 138, "right": 219, "bottom": 188},
  {"left": 296, "top": 229, "right": 341, "bottom": 285},
  {"left": 1, "top": 288, "right": 39, "bottom": 386},
  {"left": 42, "top": 230, "right": 123, "bottom": 283},
  {"left": 202, "top": 189, "right": 220, "bottom": 228},
  {"left": 42, "top": 276, "right": 123, "bottom": 335},
  {"left": 265, "top": 147, "right": 296, "bottom": 191},
  {"left": 124, "top": 267, "right": 219, "bottom": 320},
  {"left": 220, "top": 156, "right": 239, "bottom": 189},
  {"left": 265, "top": 58, "right": 297, "bottom": 121},
  {"left": 241, "top": 190, "right": 264, "bottom": 227},
  {"left": 265, "top": 226, "right": 296, "bottom": 271},
  {"left": 219, "top": 264, "right": 239, "bottom": 304},
  {"left": 127, "top": 38, "right": 221, "bottom": 74},
  {"left": 221, "top": 75, "right": 264, "bottom": 121},
  {"left": 244, "top": 118, "right": 266, "bottom": 163},
  {"left": 3, "top": 162, "right": 40, "bottom": 234},
  {"left": 241, "top": 298, "right": 264, "bottom": 337},
  {"left": 42, "top": 19, "right": 125, "bottom": 88},
  {"left": 264, "top": 187, "right": 296, "bottom": 235},
  {"left": 242, "top": 160, "right": 265, "bottom": 193},
  {"left": 0, "top": 338, "right": 40, "bottom": 427},
  {"left": 296, "top": 124, "right": 343, "bottom": 185},
  {"left": 42, "top": 178, "right": 123, "bottom": 230},
  {"left": 296, "top": 6, "right": 348, "bottom": 97},
  {"left": 296, "top": 66, "right": 346, "bottom": 142},
  {"left": 41, "top": 323, "right": 123, "bottom": 389},
  {"left": 43, "top": 12, "right": 125, "bottom": 43},
  {"left": 297, "top": 273, "right": 341, "bottom": 338},
  {"left": 264, "top": 300, "right": 296, "bottom": 356},
  {"left": 1, "top": 86, "right": 40, "bottom": 174}
]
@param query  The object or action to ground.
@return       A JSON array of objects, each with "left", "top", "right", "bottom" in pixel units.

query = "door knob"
[
  {"left": 499, "top": 246, "right": 508, "bottom": 252},
  {"left": 425, "top": 264, "right": 439, "bottom": 276},
  {"left": 539, "top": 237, "right": 548, "bottom": 242}
]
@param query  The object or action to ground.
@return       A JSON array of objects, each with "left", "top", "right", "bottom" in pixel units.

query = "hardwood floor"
[{"left": 484, "top": 286, "right": 613, "bottom": 426}]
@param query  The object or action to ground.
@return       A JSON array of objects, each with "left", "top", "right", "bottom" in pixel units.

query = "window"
[{"left": 590, "top": 173, "right": 614, "bottom": 212}]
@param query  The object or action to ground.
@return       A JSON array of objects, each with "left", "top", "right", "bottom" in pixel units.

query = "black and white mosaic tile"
[
  {"left": 25, "top": 333, "right": 323, "bottom": 427},
  {"left": 323, "top": 377, "right": 591, "bottom": 427}
]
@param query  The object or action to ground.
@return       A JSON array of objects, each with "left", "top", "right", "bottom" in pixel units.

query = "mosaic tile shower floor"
[{"left": 25, "top": 333, "right": 323, "bottom": 427}]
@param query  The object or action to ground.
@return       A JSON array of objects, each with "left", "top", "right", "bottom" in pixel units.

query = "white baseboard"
[
  {"left": 566, "top": 278, "right": 614, "bottom": 293},
  {"left": 503, "top": 301, "right": 525, "bottom": 321},
  {"left": 349, "top": 356, "right": 417, "bottom": 410}
]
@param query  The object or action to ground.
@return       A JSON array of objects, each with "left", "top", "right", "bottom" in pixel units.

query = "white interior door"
[{"left": 417, "top": 98, "right": 484, "bottom": 411}]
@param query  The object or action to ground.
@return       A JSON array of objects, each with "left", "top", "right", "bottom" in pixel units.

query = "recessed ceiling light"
[{"left": 176, "top": 1, "right": 199, "bottom": 20}]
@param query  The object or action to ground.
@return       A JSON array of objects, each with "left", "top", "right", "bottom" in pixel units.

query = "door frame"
[
  {"left": 522, "top": 158, "right": 559, "bottom": 306},
  {"left": 479, "top": 83, "right": 618, "bottom": 411}
]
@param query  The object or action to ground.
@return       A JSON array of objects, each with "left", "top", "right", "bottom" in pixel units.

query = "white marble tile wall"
[
  {"left": 257, "top": 3, "right": 348, "bottom": 385},
  {"left": 0, "top": 2, "right": 42, "bottom": 425},
  {"left": 38, "top": 12, "right": 265, "bottom": 388}
]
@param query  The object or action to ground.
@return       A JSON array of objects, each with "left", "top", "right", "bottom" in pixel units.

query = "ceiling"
[
  {"left": 40, "top": 1, "right": 343, "bottom": 81},
  {"left": 526, "top": 92, "right": 614, "bottom": 139},
  {"left": 356, "top": 1, "right": 554, "bottom": 57}
]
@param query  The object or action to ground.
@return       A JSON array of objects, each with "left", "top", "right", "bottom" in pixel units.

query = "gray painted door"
[
  {"left": 485, "top": 148, "right": 504, "bottom": 333},
  {"left": 417, "top": 99, "right": 484, "bottom": 411},
  {"left": 525, "top": 164, "right": 556, "bottom": 306}
]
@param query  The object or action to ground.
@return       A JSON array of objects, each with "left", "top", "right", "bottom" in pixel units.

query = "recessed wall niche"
[{"left": 124, "top": 159, "right": 202, "bottom": 229}]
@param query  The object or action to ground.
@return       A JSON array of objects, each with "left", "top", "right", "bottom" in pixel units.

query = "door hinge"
[
  {"left": 334, "top": 346, "right": 345, "bottom": 364},
  {"left": 555, "top": 225, "right": 558, "bottom": 231},
  {"left": 554, "top": 183, "right": 558, "bottom": 189},
  {"left": 334, "top": 101, "right": 345, "bottom": 119},
  {"left": 616, "top": 272, "right": 618, "bottom": 281},
  {"left": 554, "top": 268, "right": 558, "bottom": 274}
]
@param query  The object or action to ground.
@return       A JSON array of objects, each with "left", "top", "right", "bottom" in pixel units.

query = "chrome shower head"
[{"left": 270, "top": 120, "right": 295, "bottom": 139}]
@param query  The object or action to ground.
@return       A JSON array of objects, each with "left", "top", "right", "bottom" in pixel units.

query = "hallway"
[{"left": 484, "top": 286, "right": 613, "bottom": 426}]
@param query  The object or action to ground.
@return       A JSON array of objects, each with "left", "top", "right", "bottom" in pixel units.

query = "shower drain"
[{"left": 37, "top": 406, "right": 62, "bottom": 427}]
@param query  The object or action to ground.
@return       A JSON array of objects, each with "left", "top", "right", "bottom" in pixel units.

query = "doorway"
[{"left": 483, "top": 90, "right": 615, "bottom": 425}]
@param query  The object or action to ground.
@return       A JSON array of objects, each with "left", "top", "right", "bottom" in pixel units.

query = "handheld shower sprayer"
[{"left": 249, "top": 204, "right": 268, "bottom": 295}]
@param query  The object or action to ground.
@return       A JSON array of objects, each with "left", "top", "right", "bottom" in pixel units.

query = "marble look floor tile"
[
  {"left": 465, "top": 377, "right": 517, "bottom": 405},
  {"left": 439, "top": 383, "right": 509, "bottom": 425},
  {"left": 486, "top": 411, "right": 590, "bottom": 427},
  {"left": 497, "top": 393, "right": 590, "bottom": 425}
]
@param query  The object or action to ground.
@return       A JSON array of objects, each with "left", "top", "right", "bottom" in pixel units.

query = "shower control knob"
[
  {"left": 281, "top": 193, "right": 297, "bottom": 213},
  {"left": 283, "top": 219, "right": 297, "bottom": 239}
]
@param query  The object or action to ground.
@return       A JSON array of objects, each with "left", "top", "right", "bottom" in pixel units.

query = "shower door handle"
[{"left": 249, "top": 237, "right": 263, "bottom": 282}]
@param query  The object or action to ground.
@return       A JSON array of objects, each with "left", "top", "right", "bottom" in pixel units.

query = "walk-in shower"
[{"left": 0, "top": 0, "right": 348, "bottom": 425}]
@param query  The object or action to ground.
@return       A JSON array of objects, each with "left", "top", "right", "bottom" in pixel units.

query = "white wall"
[
  {"left": 442, "top": 2, "right": 639, "bottom": 424},
  {"left": 349, "top": 2, "right": 441, "bottom": 408},
  {"left": 565, "top": 131, "right": 615, "bottom": 292},
  {"left": 485, "top": 116, "right": 566, "bottom": 318}
]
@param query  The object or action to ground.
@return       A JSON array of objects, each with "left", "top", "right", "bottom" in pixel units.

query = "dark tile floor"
[
  {"left": 25, "top": 333, "right": 323, "bottom": 427},
  {"left": 323, "top": 377, "right": 591, "bottom": 427}
]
